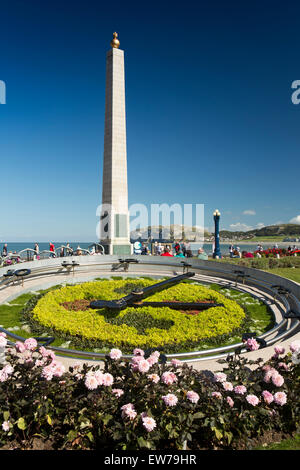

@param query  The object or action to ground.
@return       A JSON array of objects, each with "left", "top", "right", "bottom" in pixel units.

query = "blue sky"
[{"left": 0, "top": 0, "right": 299, "bottom": 241}]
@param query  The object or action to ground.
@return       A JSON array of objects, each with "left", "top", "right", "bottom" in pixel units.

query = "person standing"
[
  {"left": 174, "top": 241, "right": 180, "bottom": 254},
  {"left": 2, "top": 244, "right": 8, "bottom": 257},
  {"left": 34, "top": 243, "right": 40, "bottom": 260},
  {"left": 49, "top": 242, "right": 55, "bottom": 258}
]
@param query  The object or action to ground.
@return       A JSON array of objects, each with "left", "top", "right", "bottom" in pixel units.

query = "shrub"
[{"left": 0, "top": 335, "right": 299, "bottom": 450}]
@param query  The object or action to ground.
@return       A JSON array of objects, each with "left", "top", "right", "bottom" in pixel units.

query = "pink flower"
[
  {"left": 161, "top": 372, "right": 178, "bottom": 385},
  {"left": 0, "top": 332, "right": 7, "bottom": 338},
  {"left": 137, "top": 359, "right": 150, "bottom": 374},
  {"left": 121, "top": 403, "right": 137, "bottom": 420},
  {"left": 246, "top": 338, "right": 260, "bottom": 351},
  {"left": 272, "top": 373, "right": 284, "bottom": 387},
  {"left": 289, "top": 340, "right": 300, "bottom": 353},
  {"left": 214, "top": 372, "right": 227, "bottom": 383},
  {"left": 226, "top": 396, "right": 234, "bottom": 407},
  {"left": 222, "top": 381, "right": 233, "bottom": 392},
  {"left": 171, "top": 359, "right": 182, "bottom": 367},
  {"left": 2, "top": 364, "right": 13, "bottom": 376},
  {"left": 41, "top": 365, "right": 54, "bottom": 381},
  {"left": 274, "top": 391, "right": 287, "bottom": 406},
  {"left": 130, "top": 355, "right": 143, "bottom": 371},
  {"left": 52, "top": 362, "right": 65, "bottom": 377},
  {"left": 109, "top": 348, "right": 122, "bottom": 360},
  {"left": 234, "top": 385, "right": 247, "bottom": 395},
  {"left": 211, "top": 392, "right": 222, "bottom": 399},
  {"left": 278, "top": 362, "right": 288, "bottom": 371},
  {"left": 0, "top": 336, "right": 7, "bottom": 348},
  {"left": 94, "top": 370, "right": 104, "bottom": 385},
  {"left": 133, "top": 348, "right": 144, "bottom": 356},
  {"left": 162, "top": 393, "right": 178, "bottom": 407},
  {"left": 274, "top": 346, "right": 285, "bottom": 355},
  {"left": 2, "top": 421, "right": 10, "bottom": 432},
  {"left": 112, "top": 388, "right": 124, "bottom": 397},
  {"left": 24, "top": 338, "right": 38, "bottom": 351},
  {"left": 0, "top": 371, "right": 9, "bottom": 382},
  {"left": 187, "top": 391, "right": 200, "bottom": 404},
  {"left": 262, "top": 390, "right": 274, "bottom": 405},
  {"left": 102, "top": 373, "right": 114, "bottom": 387},
  {"left": 148, "top": 373, "right": 160, "bottom": 384},
  {"left": 147, "top": 353, "right": 159, "bottom": 366},
  {"left": 246, "top": 394, "right": 260, "bottom": 406},
  {"left": 263, "top": 368, "right": 278, "bottom": 383},
  {"left": 141, "top": 415, "right": 157, "bottom": 432},
  {"left": 84, "top": 373, "right": 99, "bottom": 390}
]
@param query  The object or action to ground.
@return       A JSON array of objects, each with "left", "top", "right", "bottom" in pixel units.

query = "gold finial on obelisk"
[{"left": 111, "top": 32, "right": 120, "bottom": 49}]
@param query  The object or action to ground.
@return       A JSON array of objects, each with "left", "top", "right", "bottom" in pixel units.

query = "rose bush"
[{"left": 0, "top": 333, "right": 299, "bottom": 450}]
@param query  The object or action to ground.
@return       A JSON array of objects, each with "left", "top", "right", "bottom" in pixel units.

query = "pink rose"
[
  {"left": 289, "top": 341, "right": 300, "bottom": 353},
  {"left": 161, "top": 372, "right": 177, "bottom": 385},
  {"left": 274, "top": 391, "right": 287, "bottom": 406},
  {"left": 109, "top": 348, "right": 122, "bottom": 360},
  {"left": 234, "top": 385, "right": 247, "bottom": 395},
  {"left": 137, "top": 359, "right": 150, "bottom": 374},
  {"left": 214, "top": 372, "right": 227, "bottom": 383},
  {"left": 15, "top": 341, "right": 26, "bottom": 353},
  {"left": 187, "top": 391, "right": 200, "bottom": 404},
  {"left": 148, "top": 373, "right": 160, "bottom": 384},
  {"left": 24, "top": 338, "right": 38, "bottom": 351},
  {"left": 162, "top": 393, "right": 178, "bottom": 407},
  {"left": 222, "top": 381, "right": 233, "bottom": 392},
  {"left": 271, "top": 373, "right": 284, "bottom": 387},
  {"left": 226, "top": 396, "right": 234, "bottom": 407},
  {"left": 141, "top": 415, "right": 157, "bottom": 432},
  {"left": 84, "top": 373, "right": 99, "bottom": 390},
  {"left": 262, "top": 390, "right": 274, "bottom": 405},
  {"left": 274, "top": 346, "right": 285, "bottom": 355},
  {"left": 246, "top": 394, "right": 260, "bottom": 406},
  {"left": 102, "top": 373, "right": 114, "bottom": 387}
]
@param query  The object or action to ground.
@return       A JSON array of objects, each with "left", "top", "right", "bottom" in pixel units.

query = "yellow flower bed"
[{"left": 32, "top": 279, "right": 245, "bottom": 350}]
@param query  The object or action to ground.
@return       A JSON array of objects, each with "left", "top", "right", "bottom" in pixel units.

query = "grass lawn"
[
  {"left": 245, "top": 236, "right": 286, "bottom": 242},
  {"left": 264, "top": 268, "right": 300, "bottom": 284},
  {"left": 255, "top": 433, "right": 300, "bottom": 450}
]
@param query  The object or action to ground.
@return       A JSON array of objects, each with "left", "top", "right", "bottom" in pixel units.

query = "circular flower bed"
[{"left": 27, "top": 279, "right": 246, "bottom": 353}]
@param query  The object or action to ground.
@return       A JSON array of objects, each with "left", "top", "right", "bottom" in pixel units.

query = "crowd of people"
[{"left": 133, "top": 241, "right": 208, "bottom": 259}]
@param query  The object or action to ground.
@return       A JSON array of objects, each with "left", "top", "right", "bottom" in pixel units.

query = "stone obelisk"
[{"left": 100, "top": 32, "right": 132, "bottom": 255}]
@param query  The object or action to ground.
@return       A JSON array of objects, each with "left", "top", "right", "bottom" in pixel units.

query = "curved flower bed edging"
[
  {"left": 0, "top": 333, "right": 299, "bottom": 450},
  {"left": 27, "top": 279, "right": 247, "bottom": 354}
]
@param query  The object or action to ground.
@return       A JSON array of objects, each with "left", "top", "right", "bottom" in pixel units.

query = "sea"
[{"left": 0, "top": 241, "right": 295, "bottom": 259}]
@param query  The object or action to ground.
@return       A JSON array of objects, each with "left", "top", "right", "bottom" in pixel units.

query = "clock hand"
[{"left": 89, "top": 272, "right": 195, "bottom": 311}]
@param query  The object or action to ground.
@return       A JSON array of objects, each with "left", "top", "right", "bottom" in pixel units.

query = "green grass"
[
  {"left": 255, "top": 434, "right": 300, "bottom": 450},
  {"left": 264, "top": 268, "right": 300, "bottom": 284},
  {"left": 245, "top": 236, "right": 285, "bottom": 242}
]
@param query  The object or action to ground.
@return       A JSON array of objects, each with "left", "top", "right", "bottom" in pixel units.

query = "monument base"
[{"left": 101, "top": 243, "right": 132, "bottom": 255}]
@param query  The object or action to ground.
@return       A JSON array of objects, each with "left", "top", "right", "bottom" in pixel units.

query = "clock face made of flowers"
[{"left": 89, "top": 272, "right": 224, "bottom": 312}]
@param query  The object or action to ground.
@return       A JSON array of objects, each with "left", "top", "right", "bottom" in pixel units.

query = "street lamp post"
[{"left": 213, "top": 209, "right": 222, "bottom": 259}]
